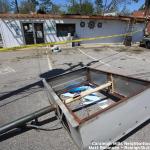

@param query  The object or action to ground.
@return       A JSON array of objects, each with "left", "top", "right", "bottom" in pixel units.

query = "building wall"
[
  {"left": 44, "top": 19, "right": 127, "bottom": 44},
  {"left": 132, "top": 23, "right": 144, "bottom": 43},
  {"left": 0, "top": 18, "right": 145, "bottom": 48},
  {"left": 0, "top": 19, "right": 24, "bottom": 47}
]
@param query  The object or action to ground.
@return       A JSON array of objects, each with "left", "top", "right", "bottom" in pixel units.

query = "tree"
[
  {"left": 0, "top": 0, "right": 10, "bottom": 13},
  {"left": 38, "top": 0, "right": 53, "bottom": 13},
  {"left": 104, "top": 0, "right": 121, "bottom": 13},
  {"left": 19, "top": 0, "right": 38, "bottom": 13},
  {"left": 67, "top": 0, "right": 79, "bottom": 14},
  {"left": 11, "top": 0, "right": 39, "bottom": 14},
  {"left": 139, "top": 4, "right": 145, "bottom": 10},
  {"left": 11, "top": 0, "right": 19, "bottom": 13},
  {"left": 103, "top": 0, "right": 139, "bottom": 13},
  {"left": 67, "top": 4, "right": 80, "bottom": 14},
  {"left": 37, "top": 0, "right": 62, "bottom": 14},
  {"left": 51, "top": 4, "right": 62, "bottom": 14},
  {"left": 67, "top": 0, "right": 94, "bottom": 15},
  {"left": 95, "top": 0, "right": 103, "bottom": 14},
  {"left": 81, "top": 0, "right": 94, "bottom": 15}
]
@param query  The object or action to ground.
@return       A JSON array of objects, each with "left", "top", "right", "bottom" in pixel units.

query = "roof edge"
[{"left": 0, "top": 14, "right": 147, "bottom": 22}]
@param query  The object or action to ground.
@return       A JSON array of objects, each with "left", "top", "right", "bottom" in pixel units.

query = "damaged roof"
[{"left": 0, "top": 13, "right": 147, "bottom": 22}]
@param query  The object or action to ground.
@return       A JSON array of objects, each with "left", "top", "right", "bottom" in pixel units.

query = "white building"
[{"left": 0, "top": 14, "right": 145, "bottom": 48}]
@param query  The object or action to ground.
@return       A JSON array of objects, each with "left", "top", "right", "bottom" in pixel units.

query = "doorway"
[
  {"left": 22, "top": 23, "right": 44, "bottom": 45},
  {"left": 34, "top": 23, "right": 44, "bottom": 44},
  {"left": 22, "top": 23, "right": 34, "bottom": 45}
]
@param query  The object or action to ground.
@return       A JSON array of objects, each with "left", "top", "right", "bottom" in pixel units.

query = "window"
[{"left": 56, "top": 24, "right": 75, "bottom": 37}]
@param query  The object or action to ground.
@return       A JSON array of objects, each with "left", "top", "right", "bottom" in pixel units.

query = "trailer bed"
[{"left": 43, "top": 67, "right": 150, "bottom": 150}]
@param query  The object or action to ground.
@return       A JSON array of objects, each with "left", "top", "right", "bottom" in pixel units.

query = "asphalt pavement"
[{"left": 0, "top": 45, "right": 150, "bottom": 150}]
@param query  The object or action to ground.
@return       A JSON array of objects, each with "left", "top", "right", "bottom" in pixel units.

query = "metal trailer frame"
[
  {"left": 43, "top": 67, "right": 150, "bottom": 150},
  {"left": 0, "top": 106, "right": 55, "bottom": 135}
]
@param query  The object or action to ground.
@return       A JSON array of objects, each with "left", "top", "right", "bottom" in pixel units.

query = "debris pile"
[{"left": 60, "top": 83, "right": 114, "bottom": 118}]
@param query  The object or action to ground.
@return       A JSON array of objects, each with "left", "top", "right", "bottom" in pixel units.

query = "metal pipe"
[{"left": 0, "top": 106, "right": 55, "bottom": 135}]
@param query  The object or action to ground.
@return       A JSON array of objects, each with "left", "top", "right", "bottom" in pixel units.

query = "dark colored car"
[{"left": 140, "top": 36, "right": 150, "bottom": 48}]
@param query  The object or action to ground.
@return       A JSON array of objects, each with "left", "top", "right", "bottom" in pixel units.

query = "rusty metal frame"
[
  {"left": 43, "top": 78, "right": 80, "bottom": 127},
  {"left": 43, "top": 67, "right": 150, "bottom": 150},
  {"left": 88, "top": 67, "right": 150, "bottom": 83},
  {"left": 44, "top": 67, "right": 150, "bottom": 126},
  {"left": 75, "top": 68, "right": 150, "bottom": 124},
  {"left": 64, "top": 83, "right": 149, "bottom": 125}
]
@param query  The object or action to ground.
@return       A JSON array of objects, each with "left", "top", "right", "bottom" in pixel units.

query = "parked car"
[{"left": 140, "top": 36, "right": 150, "bottom": 48}]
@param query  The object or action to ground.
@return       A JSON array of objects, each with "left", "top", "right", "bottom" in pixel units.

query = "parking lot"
[{"left": 0, "top": 45, "right": 150, "bottom": 150}]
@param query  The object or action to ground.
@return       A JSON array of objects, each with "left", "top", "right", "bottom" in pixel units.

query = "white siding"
[
  {"left": 44, "top": 19, "right": 127, "bottom": 44},
  {"left": 44, "top": 19, "right": 67, "bottom": 43},
  {"left": 0, "top": 19, "right": 24, "bottom": 47},
  {"left": 44, "top": 19, "right": 144, "bottom": 44},
  {"left": 0, "top": 18, "right": 145, "bottom": 48},
  {"left": 75, "top": 19, "right": 127, "bottom": 43}
]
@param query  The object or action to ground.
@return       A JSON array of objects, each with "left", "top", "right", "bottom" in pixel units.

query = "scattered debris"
[
  {"left": 61, "top": 84, "right": 109, "bottom": 107},
  {"left": 69, "top": 85, "right": 93, "bottom": 93},
  {"left": 51, "top": 45, "right": 61, "bottom": 52}
]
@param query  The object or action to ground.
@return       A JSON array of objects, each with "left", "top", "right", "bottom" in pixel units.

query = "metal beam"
[{"left": 0, "top": 106, "right": 55, "bottom": 135}]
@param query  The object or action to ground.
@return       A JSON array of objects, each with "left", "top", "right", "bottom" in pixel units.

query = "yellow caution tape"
[{"left": 0, "top": 29, "right": 142, "bottom": 52}]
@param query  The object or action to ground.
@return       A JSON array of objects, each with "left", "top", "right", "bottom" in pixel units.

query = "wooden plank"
[
  {"left": 65, "top": 82, "right": 112, "bottom": 104},
  {"left": 110, "top": 74, "right": 114, "bottom": 93}
]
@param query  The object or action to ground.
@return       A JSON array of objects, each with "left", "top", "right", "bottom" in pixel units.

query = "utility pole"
[
  {"left": 0, "top": 0, "right": 3, "bottom": 13},
  {"left": 15, "top": 0, "right": 19, "bottom": 13},
  {"left": 79, "top": 0, "right": 82, "bottom": 14}
]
